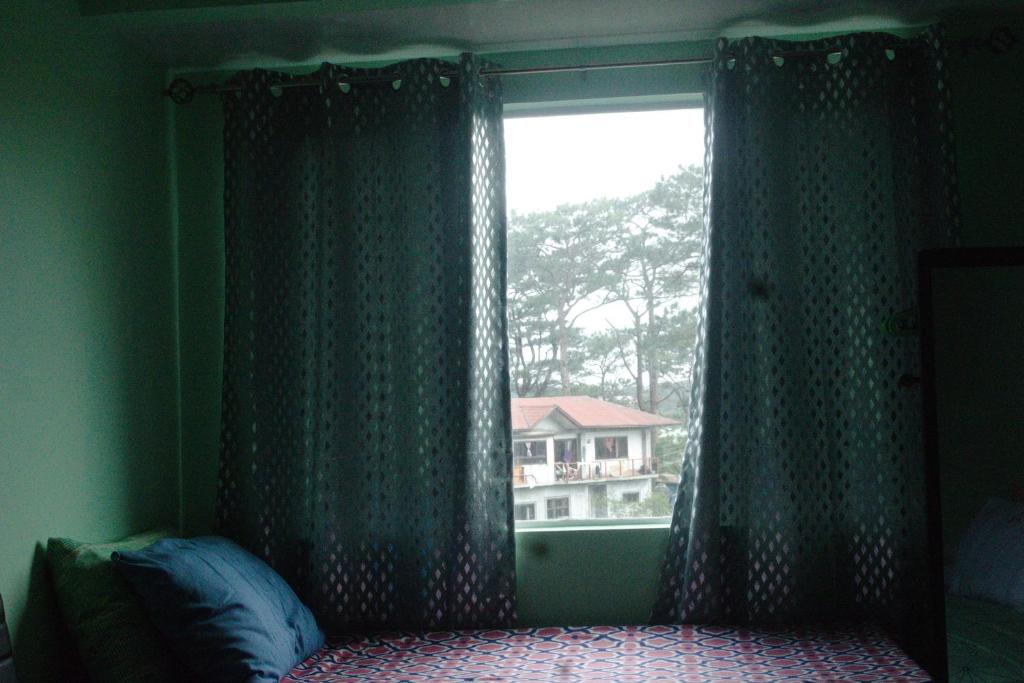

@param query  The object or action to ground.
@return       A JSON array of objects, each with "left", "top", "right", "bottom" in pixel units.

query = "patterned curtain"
[
  {"left": 653, "top": 28, "right": 959, "bottom": 662},
  {"left": 217, "top": 55, "right": 516, "bottom": 633}
]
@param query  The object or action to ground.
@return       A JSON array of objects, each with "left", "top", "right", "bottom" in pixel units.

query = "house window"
[
  {"left": 513, "top": 440, "right": 547, "bottom": 465},
  {"left": 622, "top": 492, "right": 640, "bottom": 504},
  {"left": 514, "top": 503, "right": 536, "bottom": 521},
  {"left": 546, "top": 497, "right": 570, "bottom": 519},
  {"left": 595, "top": 436, "right": 628, "bottom": 460},
  {"left": 589, "top": 485, "right": 608, "bottom": 518},
  {"left": 554, "top": 438, "right": 579, "bottom": 463},
  {"left": 506, "top": 107, "right": 703, "bottom": 522}
]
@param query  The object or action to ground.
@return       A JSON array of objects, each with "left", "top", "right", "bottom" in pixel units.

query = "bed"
[
  {"left": 10, "top": 531, "right": 939, "bottom": 683},
  {"left": 946, "top": 594, "right": 1024, "bottom": 683},
  {"left": 938, "top": 496, "right": 1024, "bottom": 683},
  {"left": 0, "top": 582, "right": 930, "bottom": 682},
  {"left": 283, "top": 624, "right": 929, "bottom": 682}
]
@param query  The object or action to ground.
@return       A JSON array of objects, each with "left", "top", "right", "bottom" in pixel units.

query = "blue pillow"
[{"left": 112, "top": 536, "right": 324, "bottom": 683}]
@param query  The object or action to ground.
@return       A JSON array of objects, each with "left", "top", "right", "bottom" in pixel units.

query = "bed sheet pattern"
[{"left": 284, "top": 624, "right": 928, "bottom": 682}]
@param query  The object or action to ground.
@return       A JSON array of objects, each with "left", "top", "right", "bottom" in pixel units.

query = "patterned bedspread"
[{"left": 284, "top": 624, "right": 929, "bottom": 682}]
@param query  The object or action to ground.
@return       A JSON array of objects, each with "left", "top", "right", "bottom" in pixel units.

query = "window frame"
[
  {"left": 553, "top": 437, "right": 580, "bottom": 463},
  {"left": 514, "top": 503, "right": 537, "bottom": 521},
  {"left": 594, "top": 435, "right": 629, "bottom": 460},
  {"left": 504, "top": 93, "right": 703, "bottom": 532},
  {"left": 513, "top": 439, "right": 548, "bottom": 466},
  {"left": 545, "top": 496, "right": 571, "bottom": 520}
]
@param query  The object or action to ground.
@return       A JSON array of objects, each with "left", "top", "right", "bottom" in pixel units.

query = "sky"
[
  {"left": 503, "top": 108, "right": 706, "bottom": 332},
  {"left": 504, "top": 108, "right": 705, "bottom": 215}
]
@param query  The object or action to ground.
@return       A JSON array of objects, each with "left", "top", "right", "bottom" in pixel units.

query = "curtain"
[
  {"left": 653, "top": 28, "right": 959, "bottom": 652},
  {"left": 216, "top": 55, "right": 516, "bottom": 633}
]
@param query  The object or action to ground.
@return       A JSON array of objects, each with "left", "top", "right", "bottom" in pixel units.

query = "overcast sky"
[
  {"left": 504, "top": 108, "right": 705, "bottom": 215},
  {"left": 503, "top": 108, "right": 706, "bottom": 332}
]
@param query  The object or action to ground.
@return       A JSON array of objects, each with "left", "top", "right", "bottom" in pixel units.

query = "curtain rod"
[
  {"left": 162, "top": 46, "right": 919, "bottom": 104},
  {"left": 165, "top": 55, "right": 717, "bottom": 103},
  {"left": 164, "top": 27, "right": 1014, "bottom": 105}
]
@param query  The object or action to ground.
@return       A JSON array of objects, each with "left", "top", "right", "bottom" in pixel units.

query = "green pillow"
[{"left": 47, "top": 529, "right": 190, "bottom": 683}]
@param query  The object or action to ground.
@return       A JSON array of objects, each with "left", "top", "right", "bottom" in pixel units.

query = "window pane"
[
  {"left": 595, "top": 436, "right": 628, "bottom": 460},
  {"left": 589, "top": 485, "right": 607, "bottom": 518},
  {"left": 513, "top": 440, "right": 547, "bottom": 465},
  {"left": 553, "top": 438, "right": 579, "bottom": 463},
  {"left": 546, "top": 497, "right": 570, "bottom": 519},
  {"left": 506, "top": 108, "right": 704, "bottom": 523},
  {"left": 514, "top": 503, "right": 536, "bottom": 521}
]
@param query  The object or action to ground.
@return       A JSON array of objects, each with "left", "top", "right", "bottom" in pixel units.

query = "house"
[
  {"left": 3, "top": 2, "right": 1024, "bottom": 681},
  {"left": 510, "top": 396, "right": 680, "bottom": 520}
]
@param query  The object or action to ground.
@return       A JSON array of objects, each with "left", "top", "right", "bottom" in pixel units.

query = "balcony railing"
[
  {"left": 554, "top": 458, "right": 655, "bottom": 482},
  {"left": 513, "top": 458, "right": 657, "bottom": 486}
]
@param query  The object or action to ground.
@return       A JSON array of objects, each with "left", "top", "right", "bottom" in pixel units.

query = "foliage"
[
  {"left": 507, "top": 164, "right": 704, "bottom": 425},
  {"left": 507, "top": 199, "right": 621, "bottom": 396},
  {"left": 654, "top": 429, "right": 687, "bottom": 477},
  {"left": 609, "top": 486, "right": 674, "bottom": 518}
]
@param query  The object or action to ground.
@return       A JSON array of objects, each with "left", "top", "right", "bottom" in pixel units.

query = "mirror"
[{"left": 920, "top": 247, "right": 1024, "bottom": 683}]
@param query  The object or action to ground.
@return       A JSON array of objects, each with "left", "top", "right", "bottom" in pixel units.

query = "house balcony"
[{"left": 513, "top": 458, "right": 656, "bottom": 487}]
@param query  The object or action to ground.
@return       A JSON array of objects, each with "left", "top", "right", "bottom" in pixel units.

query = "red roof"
[{"left": 511, "top": 396, "right": 681, "bottom": 432}]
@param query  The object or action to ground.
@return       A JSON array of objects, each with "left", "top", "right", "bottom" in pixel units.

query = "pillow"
[
  {"left": 46, "top": 529, "right": 190, "bottom": 683},
  {"left": 112, "top": 536, "right": 324, "bottom": 683},
  {"left": 947, "top": 497, "right": 1024, "bottom": 611}
]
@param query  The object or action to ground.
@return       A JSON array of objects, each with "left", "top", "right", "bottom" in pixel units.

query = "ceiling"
[{"left": 93, "top": 0, "right": 1024, "bottom": 70}]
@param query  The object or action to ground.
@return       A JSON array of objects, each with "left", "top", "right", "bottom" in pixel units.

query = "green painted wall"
[
  {"left": 934, "top": 20, "right": 1024, "bottom": 554},
  {"left": 948, "top": 21, "right": 1024, "bottom": 247},
  {"left": 515, "top": 526, "right": 669, "bottom": 626},
  {"left": 173, "top": 94, "right": 224, "bottom": 536},
  {"left": 931, "top": 268, "right": 1024, "bottom": 554},
  {"left": 0, "top": 2, "right": 179, "bottom": 681}
]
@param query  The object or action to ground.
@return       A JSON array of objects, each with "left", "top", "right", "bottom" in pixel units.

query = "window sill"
[{"left": 515, "top": 518, "right": 670, "bottom": 532}]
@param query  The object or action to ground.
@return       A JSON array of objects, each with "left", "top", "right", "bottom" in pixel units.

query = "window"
[
  {"left": 554, "top": 438, "right": 579, "bottom": 463},
  {"left": 622, "top": 492, "right": 640, "bottom": 504},
  {"left": 506, "top": 107, "right": 704, "bottom": 522},
  {"left": 514, "top": 503, "right": 536, "bottom": 521},
  {"left": 513, "top": 440, "right": 547, "bottom": 465},
  {"left": 546, "top": 497, "right": 570, "bottom": 519},
  {"left": 589, "top": 485, "right": 608, "bottom": 518},
  {"left": 595, "top": 436, "right": 628, "bottom": 460}
]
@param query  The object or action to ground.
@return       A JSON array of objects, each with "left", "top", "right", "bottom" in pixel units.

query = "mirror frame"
[{"left": 918, "top": 246, "right": 1024, "bottom": 683}]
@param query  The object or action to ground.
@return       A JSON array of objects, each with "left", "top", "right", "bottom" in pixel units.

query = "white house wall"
[{"left": 514, "top": 479, "right": 654, "bottom": 520}]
